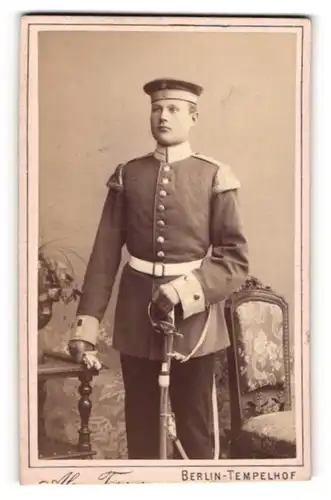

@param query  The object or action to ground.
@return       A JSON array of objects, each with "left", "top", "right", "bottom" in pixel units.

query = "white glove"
[{"left": 81, "top": 350, "right": 102, "bottom": 371}]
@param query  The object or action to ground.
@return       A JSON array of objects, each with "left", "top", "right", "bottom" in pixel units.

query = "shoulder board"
[
  {"left": 192, "top": 153, "right": 225, "bottom": 168},
  {"left": 192, "top": 153, "right": 240, "bottom": 193},
  {"left": 106, "top": 153, "right": 154, "bottom": 190}
]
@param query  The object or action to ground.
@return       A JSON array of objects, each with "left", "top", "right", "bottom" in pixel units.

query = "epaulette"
[
  {"left": 106, "top": 162, "right": 126, "bottom": 191},
  {"left": 192, "top": 153, "right": 241, "bottom": 193},
  {"left": 106, "top": 153, "right": 154, "bottom": 190}
]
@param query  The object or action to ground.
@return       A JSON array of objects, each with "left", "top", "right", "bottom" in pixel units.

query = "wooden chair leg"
[{"left": 78, "top": 371, "right": 93, "bottom": 457}]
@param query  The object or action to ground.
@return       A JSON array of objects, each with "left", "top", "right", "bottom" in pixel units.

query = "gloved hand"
[
  {"left": 68, "top": 339, "right": 102, "bottom": 371},
  {"left": 151, "top": 283, "right": 180, "bottom": 317},
  {"left": 149, "top": 283, "right": 182, "bottom": 337},
  {"left": 149, "top": 301, "right": 172, "bottom": 325}
]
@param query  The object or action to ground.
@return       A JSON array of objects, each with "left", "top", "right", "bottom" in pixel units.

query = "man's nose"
[{"left": 160, "top": 109, "right": 169, "bottom": 121}]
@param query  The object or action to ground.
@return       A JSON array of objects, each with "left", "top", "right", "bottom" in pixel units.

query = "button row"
[{"left": 156, "top": 164, "right": 171, "bottom": 261}]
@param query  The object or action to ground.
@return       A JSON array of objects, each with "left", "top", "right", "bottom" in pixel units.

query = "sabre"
[{"left": 148, "top": 303, "right": 188, "bottom": 460}]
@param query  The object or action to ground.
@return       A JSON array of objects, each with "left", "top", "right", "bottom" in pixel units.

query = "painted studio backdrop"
[{"left": 38, "top": 30, "right": 296, "bottom": 459}]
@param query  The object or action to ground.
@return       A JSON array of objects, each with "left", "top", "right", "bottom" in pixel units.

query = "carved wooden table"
[{"left": 38, "top": 351, "right": 101, "bottom": 460}]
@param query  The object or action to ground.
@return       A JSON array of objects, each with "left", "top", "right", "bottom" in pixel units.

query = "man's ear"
[{"left": 191, "top": 111, "right": 199, "bottom": 126}]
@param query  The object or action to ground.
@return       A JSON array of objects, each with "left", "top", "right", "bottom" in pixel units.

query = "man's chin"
[
  {"left": 155, "top": 135, "right": 182, "bottom": 147},
  {"left": 154, "top": 133, "right": 172, "bottom": 145}
]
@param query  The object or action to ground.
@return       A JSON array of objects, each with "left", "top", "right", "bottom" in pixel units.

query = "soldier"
[{"left": 68, "top": 77, "right": 249, "bottom": 460}]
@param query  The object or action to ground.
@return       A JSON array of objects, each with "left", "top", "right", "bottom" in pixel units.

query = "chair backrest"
[{"left": 224, "top": 276, "right": 292, "bottom": 434}]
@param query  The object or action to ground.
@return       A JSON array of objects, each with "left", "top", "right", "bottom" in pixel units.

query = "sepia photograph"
[{"left": 19, "top": 14, "right": 311, "bottom": 484}]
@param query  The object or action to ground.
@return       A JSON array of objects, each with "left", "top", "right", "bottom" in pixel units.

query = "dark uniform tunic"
[{"left": 73, "top": 143, "right": 249, "bottom": 459}]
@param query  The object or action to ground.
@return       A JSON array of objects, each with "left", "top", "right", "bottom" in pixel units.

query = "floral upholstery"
[
  {"left": 235, "top": 301, "right": 285, "bottom": 393},
  {"left": 231, "top": 411, "right": 296, "bottom": 458},
  {"left": 223, "top": 283, "right": 296, "bottom": 459},
  {"left": 215, "top": 349, "right": 296, "bottom": 459}
]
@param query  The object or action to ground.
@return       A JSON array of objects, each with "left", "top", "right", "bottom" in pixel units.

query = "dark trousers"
[{"left": 120, "top": 352, "right": 217, "bottom": 459}]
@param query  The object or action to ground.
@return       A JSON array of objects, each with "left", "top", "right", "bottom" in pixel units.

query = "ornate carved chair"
[{"left": 223, "top": 276, "right": 296, "bottom": 458}]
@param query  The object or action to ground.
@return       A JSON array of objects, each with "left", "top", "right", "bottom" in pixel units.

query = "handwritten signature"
[
  {"left": 39, "top": 470, "right": 133, "bottom": 485},
  {"left": 98, "top": 471, "right": 133, "bottom": 484}
]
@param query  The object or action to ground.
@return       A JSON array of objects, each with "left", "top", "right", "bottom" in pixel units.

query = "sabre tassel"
[{"left": 148, "top": 304, "right": 188, "bottom": 459}]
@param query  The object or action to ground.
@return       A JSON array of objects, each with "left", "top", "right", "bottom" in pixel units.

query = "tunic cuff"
[
  {"left": 70, "top": 315, "right": 99, "bottom": 346},
  {"left": 170, "top": 272, "right": 206, "bottom": 319}
]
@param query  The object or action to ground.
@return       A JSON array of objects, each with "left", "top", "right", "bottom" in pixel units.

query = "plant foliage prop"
[{"left": 38, "top": 241, "right": 85, "bottom": 330}]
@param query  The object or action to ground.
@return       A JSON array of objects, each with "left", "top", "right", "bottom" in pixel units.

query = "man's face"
[{"left": 150, "top": 99, "right": 198, "bottom": 146}]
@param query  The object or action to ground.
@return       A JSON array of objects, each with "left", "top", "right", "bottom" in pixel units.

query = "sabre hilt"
[{"left": 147, "top": 303, "right": 183, "bottom": 338}]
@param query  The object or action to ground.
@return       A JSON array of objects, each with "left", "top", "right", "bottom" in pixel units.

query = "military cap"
[{"left": 143, "top": 77, "right": 204, "bottom": 104}]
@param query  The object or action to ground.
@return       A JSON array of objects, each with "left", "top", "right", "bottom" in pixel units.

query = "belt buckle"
[{"left": 152, "top": 262, "right": 165, "bottom": 277}]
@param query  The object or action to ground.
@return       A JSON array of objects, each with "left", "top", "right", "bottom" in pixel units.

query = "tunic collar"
[{"left": 153, "top": 141, "right": 192, "bottom": 163}]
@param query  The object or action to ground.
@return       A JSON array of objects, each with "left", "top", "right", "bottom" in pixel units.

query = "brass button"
[
  {"left": 194, "top": 294, "right": 200, "bottom": 301},
  {"left": 158, "top": 204, "right": 165, "bottom": 211},
  {"left": 163, "top": 165, "right": 171, "bottom": 172},
  {"left": 157, "top": 220, "right": 165, "bottom": 227},
  {"left": 162, "top": 178, "right": 169, "bottom": 185},
  {"left": 157, "top": 236, "right": 165, "bottom": 243},
  {"left": 157, "top": 251, "right": 165, "bottom": 258},
  {"left": 159, "top": 190, "right": 167, "bottom": 197}
]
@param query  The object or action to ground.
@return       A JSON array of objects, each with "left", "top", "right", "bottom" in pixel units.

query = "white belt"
[{"left": 129, "top": 255, "right": 203, "bottom": 277}]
